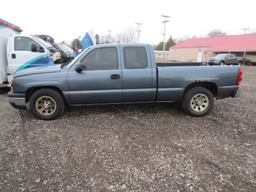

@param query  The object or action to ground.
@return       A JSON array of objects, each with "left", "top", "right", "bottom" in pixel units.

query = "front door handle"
[
  {"left": 12, "top": 53, "right": 16, "bottom": 59},
  {"left": 111, "top": 74, "right": 120, "bottom": 79}
]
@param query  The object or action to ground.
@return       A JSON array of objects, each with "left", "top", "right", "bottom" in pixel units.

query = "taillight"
[{"left": 236, "top": 67, "right": 243, "bottom": 85}]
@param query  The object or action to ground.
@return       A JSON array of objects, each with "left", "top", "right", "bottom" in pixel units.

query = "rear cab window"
[{"left": 123, "top": 47, "right": 148, "bottom": 69}]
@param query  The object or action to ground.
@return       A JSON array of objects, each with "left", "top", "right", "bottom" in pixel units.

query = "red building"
[{"left": 170, "top": 34, "right": 256, "bottom": 63}]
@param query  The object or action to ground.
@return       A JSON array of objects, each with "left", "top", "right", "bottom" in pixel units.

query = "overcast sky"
[{"left": 2, "top": 0, "right": 256, "bottom": 44}]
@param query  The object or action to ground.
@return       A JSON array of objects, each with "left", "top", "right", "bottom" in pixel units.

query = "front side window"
[
  {"left": 14, "top": 36, "right": 42, "bottom": 52},
  {"left": 80, "top": 47, "right": 118, "bottom": 70},
  {"left": 123, "top": 47, "right": 148, "bottom": 69}
]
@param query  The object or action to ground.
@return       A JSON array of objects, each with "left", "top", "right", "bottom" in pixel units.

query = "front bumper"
[{"left": 8, "top": 92, "right": 26, "bottom": 110}]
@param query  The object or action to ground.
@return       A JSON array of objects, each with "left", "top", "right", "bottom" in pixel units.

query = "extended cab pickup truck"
[{"left": 8, "top": 44, "right": 243, "bottom": 120}]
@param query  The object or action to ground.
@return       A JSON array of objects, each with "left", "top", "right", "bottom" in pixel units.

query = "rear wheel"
[
  {"left": 182, "top": 86, "right": 214, "bottom": 117},
  {"left": 28, "top": 89, "right": 65, "bottom": 120}
]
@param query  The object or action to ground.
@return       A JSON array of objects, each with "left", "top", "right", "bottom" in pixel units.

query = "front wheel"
[
  {"left": 28, "top": 89, "right": 65, "bottom": 120},
  {"left": 182, "top": 87, "right": 214, "bottom": 117}
]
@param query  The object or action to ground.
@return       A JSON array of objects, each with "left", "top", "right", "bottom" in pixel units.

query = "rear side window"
[
  {"left": 123, "top": 47, "right": 148, "bottom": 69},
  {"left": 81, "top": 47, "right": 118, "bottom": 70},
  {"left": 14, "top": 36, "right": 41, "bottom": 51}
]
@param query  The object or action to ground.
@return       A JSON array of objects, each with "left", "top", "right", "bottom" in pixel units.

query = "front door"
[{"left": 68, "top": 46, "right": 122, "bottom": 104}]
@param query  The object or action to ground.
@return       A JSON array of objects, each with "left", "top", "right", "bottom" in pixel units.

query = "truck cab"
[
  {"left": 7, "top": 35, "right": 54, "bottom": 73},
  {"left": 1, "top": 34, "right": 54, "bottom": 84}
]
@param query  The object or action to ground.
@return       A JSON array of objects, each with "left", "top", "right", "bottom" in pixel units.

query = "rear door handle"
[
  {"left": 12, "top": 53, "right": 16, "bottom": 59},
  {"left": 111, "top": 74, "right": 120, "bottom": 79}
]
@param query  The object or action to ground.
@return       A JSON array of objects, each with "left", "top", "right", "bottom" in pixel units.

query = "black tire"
[
  {"left": 182, "top": 86, "right": 214, "bottom": 117},
  {"left": 220, "top": 61, "right": 225, "bottom": 65},
  {"left": 28, "top": 89, "right": 65, "bottom": 120}
]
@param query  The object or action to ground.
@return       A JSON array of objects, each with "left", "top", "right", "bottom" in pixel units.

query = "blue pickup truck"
[{"left": 8, "top": 44, "right": 242, "bottom": 120}]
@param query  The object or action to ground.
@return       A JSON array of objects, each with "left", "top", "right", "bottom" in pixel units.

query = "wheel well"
[
  {"left": 25, "top": 86, "right": 66, "bottom": 104},
  {"left": 183, "top": 82, "right": 218, "bottom": 97}
]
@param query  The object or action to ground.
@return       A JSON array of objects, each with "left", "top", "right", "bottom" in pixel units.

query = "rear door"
[
  {"left": 120, "top": 45, "right": 155, "bottom": 102},
  {"left": 67, "top": 46, "right": 122, "bottom": 104}
]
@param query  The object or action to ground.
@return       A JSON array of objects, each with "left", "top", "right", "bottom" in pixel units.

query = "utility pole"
[
  {"left": 135, "top": 23, "right": 142, "bottom": 43},
  {"left": 107, "top": 30, "right": 112, "bottom": 43},
  {"left": 161, "top": 15, "right": 170, "bottom": 51}
]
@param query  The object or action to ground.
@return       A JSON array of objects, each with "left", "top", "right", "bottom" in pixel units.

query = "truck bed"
[{"left": 156, "top": 65, "right": 239, "bottom": 101}]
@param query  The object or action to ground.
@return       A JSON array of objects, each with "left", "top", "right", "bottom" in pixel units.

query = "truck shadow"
[
  {"left": 64, "top": 102, "right": 184, "bottom": 118},
  {"left": 18, "top": 102, "right": 185, "bottom": 121}
]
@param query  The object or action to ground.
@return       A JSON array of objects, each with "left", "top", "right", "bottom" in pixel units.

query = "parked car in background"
[
  {"left": 36, "top": 35, "right": 77, "bottom": 64},
  {"left": 36, "top": 34, "right": 55, "bottom": 44},
  {"left": 154, "top": 50, "right": 170, "bottom": 63},
  {"left": 33, "top": 36, "right": 62, "bottom": 63},
  {"left": 8, "top": 44, "right": 242, "bottom": 120},
  {"left": 208, "top": 53, "right": 239, "bottom": 65},
  {"left": 55, "top": 43, "right": 76, "bottom": 63}
]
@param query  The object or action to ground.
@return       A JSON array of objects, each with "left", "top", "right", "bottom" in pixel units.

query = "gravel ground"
[{"left": 0, "top": 66, "right": 255, "bottom": 192}]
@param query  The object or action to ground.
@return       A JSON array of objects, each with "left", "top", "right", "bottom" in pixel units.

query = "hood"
[{"left": 14, "top": 64, "right": 62, "bottom": 78}]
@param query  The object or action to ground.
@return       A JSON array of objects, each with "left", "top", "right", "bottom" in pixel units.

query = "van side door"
[{"left": 120, "top": 45, "right": 156, "bottom": 102}]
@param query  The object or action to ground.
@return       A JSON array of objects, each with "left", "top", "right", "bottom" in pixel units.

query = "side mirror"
[
  {"left": 75, "top": 63, "right": 86, "bottom": 73},
  {"left": 31, "top": 44, "right": 37, "bottom": 52},
  {"left": 39, "top": 47, "right": 45, "bottom": 53}
]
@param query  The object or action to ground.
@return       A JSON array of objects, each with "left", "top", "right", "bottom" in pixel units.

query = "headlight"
[{"left": 10, "top": 79, "right": 14, "bottom": 93}]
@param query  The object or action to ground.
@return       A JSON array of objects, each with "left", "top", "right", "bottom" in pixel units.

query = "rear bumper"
[
  {"left": 217, "top": 85, "right": 239, "bottom": 98},
  {"left": 8, "top": 92, "right": 26, "bottom": 110}
]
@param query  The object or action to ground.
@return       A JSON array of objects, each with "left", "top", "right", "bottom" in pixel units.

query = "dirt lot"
[{"left": 0, "top": 66, "right": 255, "bottom": 192}]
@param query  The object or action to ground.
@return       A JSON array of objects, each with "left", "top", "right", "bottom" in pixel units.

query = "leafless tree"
[
  {"left": 207, "top": 29, "right": 226, "bottom": 37},
  {"left": 115, "top": 27, "right": 136, "bottom": 43}
]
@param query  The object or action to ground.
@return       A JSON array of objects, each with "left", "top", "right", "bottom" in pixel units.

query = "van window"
[
  {"left": 124, "top": 47, "right": 148, "bottom": 69},
  {"left": 80, "top": 47, "right": 118, "bottom": 70},
  {"left": 14, "top": 36, "right": 42, "bottom": 52}
]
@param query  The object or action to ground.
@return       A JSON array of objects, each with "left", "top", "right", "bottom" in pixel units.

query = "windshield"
[
  {"left": 57, "top": 43, "right": 73, "bottom": 52},
  {"left": 215, "top": 54, "right": 228, "bottom": 60}
]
